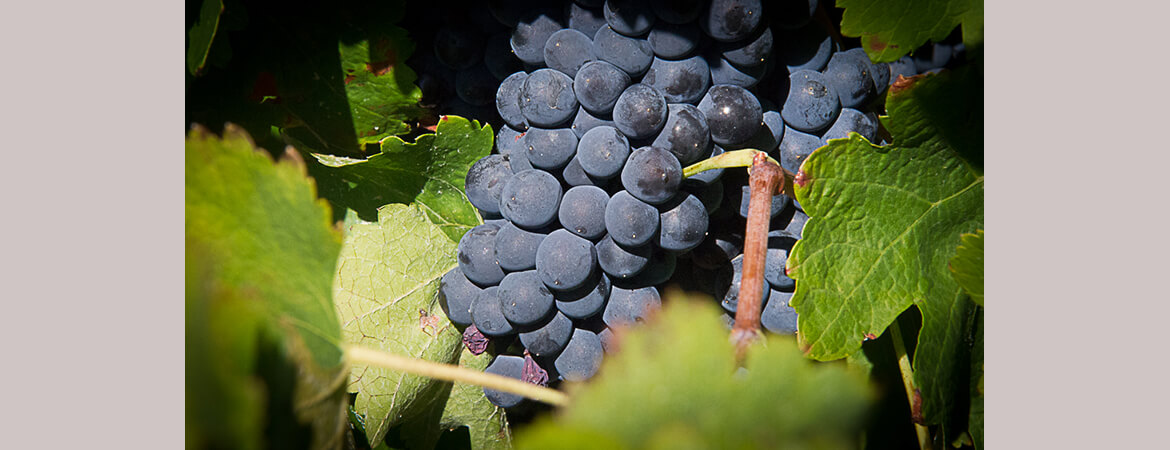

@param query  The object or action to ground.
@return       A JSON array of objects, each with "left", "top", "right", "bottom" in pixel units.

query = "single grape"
[
  {"left": 483, "top": 355, "right": 525, "bottom": 407},
  {"left": 498, "top": 270, "right": 557, "bottom": 327},
  {"left": 519, "top": 311, "right": 574, "bottom": 357},
  {"left": 761, "top": 290, "right": 798, "bottom": 334},
  {"left": 658, "top": 193, "right": 709, "bottom": 252},
  {"left": 536, "top": 229, "right": 599, "bottom": 291},
  {"left": 559, "top": 185, "right": 611, "bottom": 240},
  {"left": 595, "top": 233, "right": 651, "bottom": 279},
  {"left": 641, "top": 56, "right": 711, "bottom": 104},
  {"left": 520, "top": 68, "right": 579, "bottom": 128},
  {"left": 612, "top": 84, "right": 668, "bottom": 139},
  {"left": 602, "top": 285, "right": 661, "bottom": 327},
  {"left": 777, "top": 125, "right": 823, "bottom": 174},
  {"left": 604, "top": 190, "right": 660, "bottom": 247},
  {"left": 471, "top": 286, "right": 515, "bottom": 336},
  {"left": 544, "top": 28, "right": 597, "bottom": 77},
  {"left": 603, "top": 0, "right": 656, "bottom": 36},
  {"left": 620, "top": 146, "right": 682, "bottom": 204},
  {"left": 577, "top": 125, "right": 631, "bottom": 179},
  {"left": 698, "top": 84, "right": 762, "bottom": 146},
  {"left": 555, "top": 272, "right": 612, "bottom": 319},
  {"left": 499, "top": 169, "right": 563, "bottom": 229},
  {"left": 495, "top": 221, "right": 547, "bottom": 272},
  {"left": 648, "top": 22, "right": 700, "bottom": 59},
  {"left": 439, "top": 267, "right": 481, "bottom": 326},
  {"left": 574, "top": 60, "right": 632, "bottom": 115},
  {"left": 465, "top": 155, "right": 514, "bottom": 215},
  {"left": 781, "top": 70, "right": 839, "bottom": 133},
  {"left": 822, "top": 108, "right": 878, "bottom": 143},
  {"left": 496, "top": 72, "right": 529, "bottom": 130},
  {"left": 699, "top": 0, "right": 763, "bottom": 42},
  {"left": 511, "top": 10, "right": 563, "bottom": 66},
  {"left": 593, "top": 25, "right": 654, "bottom": 77},
  {"left": 457, "top": 222, "right": 506, "bottom": 286},
  {"left": 652, "top": 103, "right": 710, "bottom": 165},
  {"left": 523, "top": 126, "right": 578, "bottom": 170},
  {"left": 555, "top": 328, "right": 604, "bottom": 381},
  {"left": 824, "top": 49, "right": 876, "bottom": 109}
]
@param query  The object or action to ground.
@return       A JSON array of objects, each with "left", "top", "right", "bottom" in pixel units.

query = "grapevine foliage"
[
  {"left": 186, "top": 125, "right": 349, "bottom": 450},
  {"left": 788, "top": 65, "right": 984, "bottom": 436},
  {"left": 301, "top": 116, "right": 493, "bottom": 243},
  {"left": 334, "top": 204, "right": 464, "bottom": 444},
  {"left": 838, "top": 0, "right": 984, "bottom": 62},
  {"left": 514, "top": 297, "right": 872, "bottom": 449}
]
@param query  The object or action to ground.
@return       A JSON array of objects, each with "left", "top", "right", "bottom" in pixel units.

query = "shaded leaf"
[
  {"left": 515, "top": 296, "right": 872, "bottom": 449},
  {"left": 336, "top": 26, "right": 424, "bottom": 145},
  {"left": 968, "top": 309, "right": 984, "bottom": 449},
  {"left": 837, "top": 0, "right": 983, "bottom": 63},
  {"left": 277, "top": 4, "right": 423, "bottom": 156},
  {"left": 187, "top": 0, "right": 223, "bottom": 76},
  {"left": 185, "top": 247, "right": 266, "bottom": 450},
  {"left": 334, "top": 204, "right": 464, "bottom": 444},
  {"left": 186, "top": 124, "right": 349, "bottom": 449},
  {"left": 950, "top": 230, "right": 984, "bottom": 306},
  {"left": 303, "top": 116, "right": 492, "bottom": 242}
]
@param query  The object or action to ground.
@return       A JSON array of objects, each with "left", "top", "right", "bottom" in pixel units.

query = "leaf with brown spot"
[
  {"left": 334, "top": 204, "right": 464, "bottom": 444},
  {"left": 838, "top": 0, "right": 983, "bottom": 62}
]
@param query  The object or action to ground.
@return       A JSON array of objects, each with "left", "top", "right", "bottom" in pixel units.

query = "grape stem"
[
  {"left": 730, "top": 152, "right": 784, "bottom": 361},
  {"left": 682, "top": 149, "right": 795, "bottom": 197},
  {"left": 890, "top": 322, "right": 933, "bottom": 450},
  {"left": 343, "top": 344, "right": 570, "bottom": 407}
]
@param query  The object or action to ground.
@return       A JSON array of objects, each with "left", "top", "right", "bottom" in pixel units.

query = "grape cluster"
[{"left": 419, "top": 0, "right": 967, "bottom": 408}]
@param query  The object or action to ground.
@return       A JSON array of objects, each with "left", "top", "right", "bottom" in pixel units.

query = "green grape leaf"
[
  {"left": 788, "top": 67, "right": 983, "bottom": 427},
  {"left": 965, "top": 308, "right": 984, "bottom": 449},
  {"left": 186, "top": 0, "right": 223, "bottom": 76},
  {"left": 302, "top": 115, "right": 491, "bottom": 242},
  {"left": 334, "top": 204, "right": 464, "bottom": 444},
  {"left": 278, "top": 6, "right": 423, "bottom": 156},
  {"left": 515, "top": 297, "right": 872, "bottom": 449},
  {"left": 186, "top": 124, "right": 349, "bottom": 449},
  {"left": 950, "top": 230, "right": 984, "bottom": 306},
  {"left": 837, "top": 0, "right": 983, "bottom": 63},
  {"left": 186, "top": 248, "right": 266, "bottom": 450}
]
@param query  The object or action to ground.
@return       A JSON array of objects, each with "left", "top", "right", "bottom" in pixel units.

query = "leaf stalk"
[{"left": 343, "top": 344, "right": 570, "bottom": 407}]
